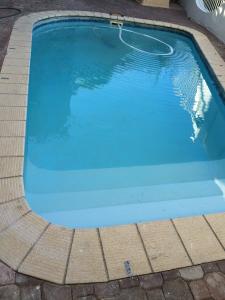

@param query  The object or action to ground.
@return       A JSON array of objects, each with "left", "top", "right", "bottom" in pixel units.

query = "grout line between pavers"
[
  {"left": 170, "top": 219, "right": 194, "bottom": 265},
  {"left": 0, "top": 81, "right": 28, "bottom": 85},
  {"left": 97, "top": 228, "right": 110, "bottom": 281},
  {"left": 16, "top": 222, "right": 51, "bottom": 271},
  {"left": 0, "top": 120, "right": 26, "bottom": 122},
  {"left": 0, "top": 136, "right": 25, "bottom": 138},
  {"left": 0, "top": 175, "right": 23, "bottom": 180},
  {"left": 0, "top": 93, "right": 27, "bottom": 96},
  {"left": 0, "top": 209, "right": 31, "bottom": 235},
  {"left": 0, "top": 106, "right": 27, "bottom": 108},
  {"left": 0, "top": 155, "right": 24, "bottom": 158},
  {"left": 0, "top": 196, "right": 25, "bottom": 206},
  {"left": 63, "top": 228, "right": 75, "bottom": 284},
  {"left": 135, "top": 223, "right": 153, "bottom": 273},
  {"left": 203, "top": 215, "right": 225, "bottom": 252},
  {"left": 0, "top": 135, "right": 25, "bottom": 138}
]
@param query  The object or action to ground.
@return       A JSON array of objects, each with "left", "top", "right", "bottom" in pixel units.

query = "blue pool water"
[{"left": 24, "top": 19, "right": 225, "bottom": 228}]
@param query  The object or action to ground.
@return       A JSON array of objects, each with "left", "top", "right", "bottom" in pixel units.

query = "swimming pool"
[{"left": 24, "top": 19, "right": 225, "bottom": 228}]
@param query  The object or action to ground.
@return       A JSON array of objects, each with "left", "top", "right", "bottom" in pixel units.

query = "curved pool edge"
[{"left": 0, "top": 10, "right": 225, "bottom": 284}]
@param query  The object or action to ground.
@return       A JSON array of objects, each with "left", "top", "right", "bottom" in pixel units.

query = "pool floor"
[{"left": 24, "top": 20, "right": 225, "bottom": 227}]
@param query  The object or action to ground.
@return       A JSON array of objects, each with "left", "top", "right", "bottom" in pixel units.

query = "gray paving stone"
[
  {"left": 217, "top": 260, "right": 225, "bottom": 274},
  {"left": 20, "top": 285, "right": 42, "bottom": 300},
  {"left": 205, "top": 272, "right": 225, "bottom": 300},
  {"left": 163, "top": 278, "right": 193, "bottom": 300},
  {"left": 42, "top": 283, "right": 72, "bottom": 300},
  {"left": 106, "top": 287, "right": 148, "bottom": 300},
  {"left": 139, "top": 273, "right": 163, "bottom": 290},
  {"left": 94, "top": 281, "right": 120, "bottom": 298},
  {"left": 0, "top": 284, "right": 20, "bottom": 300},
  {"left": 162, "top": 270, "right": 180, "bottom": 281},
  {"left": 201, "top": 262, "right": 219, "bottom": 274},
  {"left": 16, "top": 273, "right": 43, "bottom": 286},
  {"left": 179, "top": 266, "right": 204, "bottom": 281},
  {"left": 0, "top": 261, "right": 15, "bottom": 285},
  {"left": 119, "top": 277, "right": 139, "bottom": 289},
  {"left": 72, "top": 284, "right": 94, "bottom": 298},
  {"left": 189, "top": 280, "right": 211, "bottom": 300},
  {"left": 77, "top": 296, "right": 96, "bottom": 300},
  {"left": 118, "top": 287, "right": 148, "bottom": 300},
  {"left": 146, "top": 288, "right": 165, "bottom": 300}
]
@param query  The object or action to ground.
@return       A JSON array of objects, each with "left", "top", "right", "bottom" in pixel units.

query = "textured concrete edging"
[{"left": 0, "top": 10, "right": 225, "bottom": 285}]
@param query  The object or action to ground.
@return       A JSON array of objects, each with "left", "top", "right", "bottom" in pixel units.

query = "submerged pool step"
[
  {"left": 40, "top": 193, "right": 225, "bottom": 228},
  {"left": 26, "top": 158, "right": 225, "bottom": 193},
  {"left": 29, "top": 177, "right": 224, "bottom": 214}
]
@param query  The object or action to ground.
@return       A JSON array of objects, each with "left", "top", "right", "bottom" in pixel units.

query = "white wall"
[{"left": 180, "top": 0, "right": 225, "bottom": 43}]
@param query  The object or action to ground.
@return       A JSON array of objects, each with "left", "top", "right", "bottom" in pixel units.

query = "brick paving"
[
  {"left": 1, "top": 260, "right": 225, "bottom": 299},
  {"left": 0, "top": 1, "right": 225, "bottom": 299}
]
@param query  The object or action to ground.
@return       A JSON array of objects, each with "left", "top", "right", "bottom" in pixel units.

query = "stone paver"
[
  {"left": 77, "top": 296, "right": 96, "bottom": 300},
  {"left": 119, "top": 277, "right": 139, "bottom": 289},
  {"left": 66, "top": 229, "right": 107, "bottom": 284},
  {"left": 189, "top": 280, "right": 211, "bottom": 300},
  {"left": 146, "top": 289, "right": 165, "bottom": 300},
  {"left": 205, "top": 213, "right": 225, "bottom": 248},
  {"left": 19, "top": 225, "right": 73, "bottom": 284},
  {"left": 202, "top": 263, "right": 219, "bottom": 274},
  {"left": 174, "top": 216, "right": 225, "bottom": 264},
  {"left": 0, "top": 137, "right": 24, "bottom": 156},
  {"left": 0, "top": 121, "right": 25, "bottom": 137},
  {"left": 72, "top": 284, "right": 94, "bottom": 298},
  {"left": 100, "top": 225, "right": 151, "bottom": 280},
  {"left": 163, "top": 278, "right": 193, "bottom": 300},
  {"left": 205, "top": 272, "right": 225, "bottom": 300},
  {"left": 0, "top": 107, "right": 26, "bottom": 120},
  {"left": 42, "top": 283, "right": 72, "bottom": 300},
  {"left": 139, "top": 273, "right": 163, "bottom": 290},
  {"left": 0, "top": 94, "right": 27, "bottom": 106},
  {"left": 0, "top": 212, "right": 48, "bottom": 269},
  {"left": 20, "top": 285, "right": 42, "bottom": 300},
  {"left": 138, "top": 221, "right": 191, "bottom": 272},
  {"left": 0, "top": 284, "right": 20, "bottom": 300},
  {"left": 0, "top": 261, "right": 15, "bottom": 285},
  {"left": 94, "top": 281, "right": 120, "bottom": 298},
  {"left": 16, "top": 273, "right": 42, "bottom": 286},
  {"left": 0, "top": 177, "right": 24, "bottom": 203},
  {"left": 179, "top": 266, "right": 204, "bottom": 281},
  {"left": 0, "top": 199, "right": 29, "bottom": 232},
  {"left": 0, "top": 157, "right": 23, "bottom": 178},
  {"left": 112, "top": 287, "right": 148, "bottom": 300},
  {"left": 162, "top": 270, "right": 180, "bottom": 281},
  {"left": 217, "top": 261, "right": 225, "bottom": 274}
]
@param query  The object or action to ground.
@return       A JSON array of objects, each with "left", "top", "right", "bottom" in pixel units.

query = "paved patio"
[
  {"left": 0, "top": 1, "right": 225, "bottom": 299},
  {"left": 2, "top": 259, "right": 225, "bottom": 299}
]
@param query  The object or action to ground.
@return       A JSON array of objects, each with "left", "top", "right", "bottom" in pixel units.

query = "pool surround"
[{"left": 0, "top": 11, "right": 225, "bottom": 284}]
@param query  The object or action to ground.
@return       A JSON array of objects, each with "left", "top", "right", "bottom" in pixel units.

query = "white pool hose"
[{"left": 118, "top": 24, "right": 174, "bottom": 56}]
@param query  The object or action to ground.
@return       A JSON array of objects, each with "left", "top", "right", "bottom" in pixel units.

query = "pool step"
[
  {"left": 40, "top": 192, "right": 225, "bottom": 228},
  {"left": 28, "top": 177, "right": 224, "bottom": 213},
  {"left": 26, "top": 158, "right": 225, "bottom": 193}
]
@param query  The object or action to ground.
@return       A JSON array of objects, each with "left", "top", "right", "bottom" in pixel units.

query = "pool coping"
[{"left": 0, "top": 10, "right": 225, "bottom": 284}]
